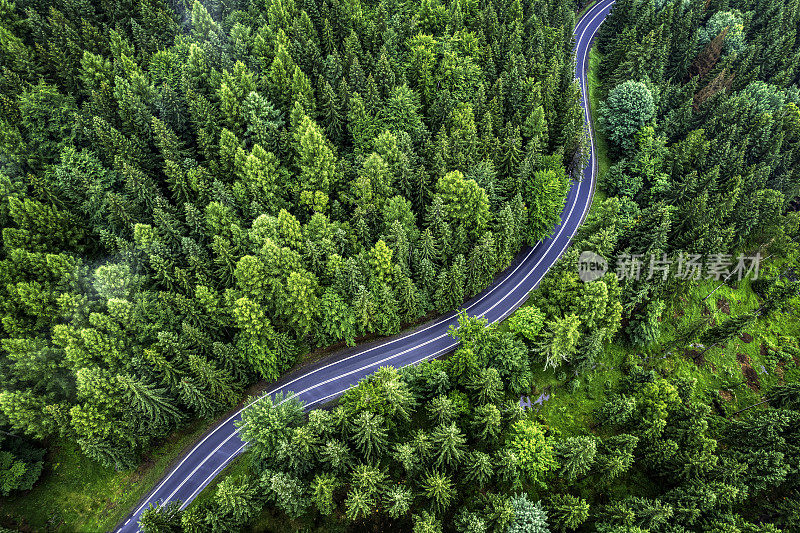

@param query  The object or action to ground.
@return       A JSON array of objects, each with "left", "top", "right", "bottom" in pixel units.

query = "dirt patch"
[
  {"left": 776, "top": 361, "right": 785, "bottom": 384},
  {"left": 674, "top": 308, "right": 685, "bottom": 319},
  {"left": 129, "top": 457, "right": 155, "bottom": 484},
  {"left": 743, "top": 366, "right": 760, "bottom": 391},
  {"left": 760, "top": 343, "right": 769, "bottom": 357},
  {"left": 736, "top": 353, "right": 760, "bottom": 391},
  {"left": 701, "top": 303, "right": 712, "bottom": 317},
  {"left": 686, "top": 349, "right": 705, "bottom": 366},
  {"left": 719, "top": 390, "right": 733, "bottom": 401},
  {"left": 740, "top": 333, "right": 753, "bottom": 343},
  {"left": 716, "top": 297, "right": 730, "bottom": 315}
]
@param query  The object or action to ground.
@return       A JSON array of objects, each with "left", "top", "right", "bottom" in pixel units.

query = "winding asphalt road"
[{"left": 117, "top": 1, "right": 614, "bottom": 529}]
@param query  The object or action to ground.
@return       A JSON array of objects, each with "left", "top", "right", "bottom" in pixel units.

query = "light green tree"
[
  {"left": 420, "top": 470, "right": 456, "bottom": 514},
  {"left": 548, "top": 494, "right": 589, "bottom": 532},
  {"left": 350, "top": 411, "right": 389, "bottom": 462},
  {"left": 215, "top": 475, "right": 259, "bottom": 523},
  {"left": 506, "top": 420, "right": 558, "bottom": 488},
  {"left": 294, "top": 115, "right": 336, "bottom": 213},
  {"left": 311, "top": 473, "right": 339, "bottom": 515},
  {"left": 536, "top": 314, "right": 582, "bottom": 371},
  {"left": 507, "top": 305, "right": 546, "bottom": 341},
  {"left": 435, "top": 170, "right": 491, "bottom": 239}
]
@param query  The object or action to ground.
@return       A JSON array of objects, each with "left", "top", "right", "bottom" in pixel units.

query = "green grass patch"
[
  {"left": 653, "top": 273, "right": 800, "bottom": 412},
  {"left": 1, "top": 419, "right": 210, "bottom": 532},
  {"left": 528, "top": 349, "right": 626, "bottom": 436},
  {"left": 587, "top": 48, "right": 611, "bottom": 190}
]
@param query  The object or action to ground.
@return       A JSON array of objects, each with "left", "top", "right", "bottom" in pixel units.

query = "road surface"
[{"left": 116, "top": 0, "right": 615, "bottom": 529}]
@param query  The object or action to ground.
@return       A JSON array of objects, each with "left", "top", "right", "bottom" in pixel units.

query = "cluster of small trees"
[{"left": 0, "top": 0, "right": 585, "bottom": 471}]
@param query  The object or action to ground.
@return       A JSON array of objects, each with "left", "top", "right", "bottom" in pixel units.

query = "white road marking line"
[{"left": 178, "top": 441, "right": 248, "bottom": 512}]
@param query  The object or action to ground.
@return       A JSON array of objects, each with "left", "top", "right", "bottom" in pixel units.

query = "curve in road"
[{"left": 117, "top": 1, "right": 614, "bottom": 529}]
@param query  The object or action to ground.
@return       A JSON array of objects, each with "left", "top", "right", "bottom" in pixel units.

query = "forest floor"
[
  {"left": 0, "top": 375, "right": 279, "bottom": 532},
  {"left": 0, "top": 419, "right": 208, "bottom": 532}
]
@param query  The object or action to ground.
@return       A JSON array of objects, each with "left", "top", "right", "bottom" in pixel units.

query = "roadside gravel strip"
[{"left": 115, "top": 1, "right": 615, "bottom": 530}]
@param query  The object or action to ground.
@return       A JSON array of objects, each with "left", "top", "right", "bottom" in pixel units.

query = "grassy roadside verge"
[
  {"left": 1, "top": 419, "right": 210, "bottom": 532},
  {"left": 587, "top": 47, "right": 611, "bottom": 188}
]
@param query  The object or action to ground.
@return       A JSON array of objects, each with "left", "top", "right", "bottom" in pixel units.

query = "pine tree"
[
  {"left": 311, "top": 473, "right": 340, "bottom": 515},
  {"left": 350, "top": 462, "right": 387, "bottom": 496},
  {"left": 467, "top": 367, "right": 502, "bottom": 405},
  {"left": 319, "top": 439, "right": 353, "bottom": 474},
  {"left": 430, "top": 422, "right": 467, "bottom": 469},
  {"left": 554, "top": 437, "right": 597, "bottom": 481},
  {"left": 117, "top": 374, "right": 184, "bottom": 427},
  {"left": 263, "top": 471, "right": 310, "bottom": 518},
  {"left": 349, "top": 411, "right": 388, "bottom": 462},
  {"left": 319, "top": 79, "right": 344, "bottom": 144},
  {"left": 548, "top": 494, "right": 589, "bottom": 532},
  {"left": 535, "top": 314, "right": 581, "bottom": 371},
  {"left": 293, "top": 115, "right": 336, "bottom": 213},
  {"left": 215, "top": 475, "right": 259, "bottom": 523},
  {"left": 420, "top": 470, "right": 456, "bottom": 515},
  {"left": 384, "top": 484, "right": 413, "bottom": 518},
  {"left": 472, "top": 403, "right": 503, "bottom": 442},
  {"left": 464, "top": 450, "right": 494, "bottom": 488},
  {"left": 345, "top": 486, "right": 374, "bottom": 521}
]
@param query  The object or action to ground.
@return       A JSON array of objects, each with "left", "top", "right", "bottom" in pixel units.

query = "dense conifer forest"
[
  {"left": 593, "top": 0, "right": 800, "bottom": 339},
  {"left": 2, "top": 0, "right": 800, "bottom": 529},
  {"left": 131, "top": 0, "right": 800, "bottom": 529},
  {"left": 0, "top": 0, "right": 583, "bottom": 490}
]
